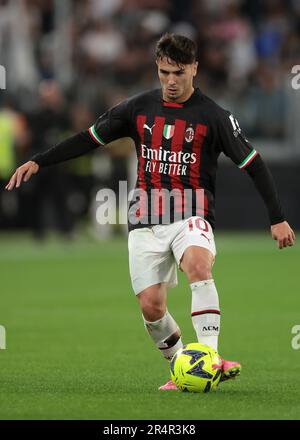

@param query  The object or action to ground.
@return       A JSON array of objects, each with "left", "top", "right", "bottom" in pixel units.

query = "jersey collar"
[{"left": 158, "top": 87, "right": 202, "bottom": 107}]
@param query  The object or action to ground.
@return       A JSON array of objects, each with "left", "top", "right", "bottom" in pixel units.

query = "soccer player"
[{"left": 6, "top": 34, "right": 295, "bottom": 390}]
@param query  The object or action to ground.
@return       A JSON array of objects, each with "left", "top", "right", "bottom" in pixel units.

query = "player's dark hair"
[{"left": 155, "top": 33, "right": 197, "bottom": 65}]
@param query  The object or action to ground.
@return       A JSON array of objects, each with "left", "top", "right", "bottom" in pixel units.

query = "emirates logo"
[{"left": 185, "top": 126, "right": 194, "bottom": 143}]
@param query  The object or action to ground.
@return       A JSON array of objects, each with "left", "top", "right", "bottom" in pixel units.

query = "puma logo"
[
  {"left": 201, "top": 233, "right": 211, "bottom": 243},
  {"left": 143, "top": 124, "right": 155, "bottom": 134}
]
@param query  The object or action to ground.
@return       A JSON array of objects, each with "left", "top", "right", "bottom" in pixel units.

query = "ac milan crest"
[{"left": 185, "top": 126, "right": 194, "bottom": 143}]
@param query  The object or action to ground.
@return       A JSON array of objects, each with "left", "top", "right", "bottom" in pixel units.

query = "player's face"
[{"left": 156, "top": 57, "right": 198, "bottom": 103}]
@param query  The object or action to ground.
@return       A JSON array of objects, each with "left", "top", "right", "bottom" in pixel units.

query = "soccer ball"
[{"left": 170, "top": 342, "right": 222, "bottom": 393}]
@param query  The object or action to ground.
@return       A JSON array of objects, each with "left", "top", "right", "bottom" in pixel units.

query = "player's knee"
[
  {"left": 188, "top": 261, "right": 212, "bottom": 281},
  {"left": 137, "top": 285, "right": 167, "bottom": 321},
  {"left": 139, "top": 297, "right": 166, "bottom": 322},
  {"left": 142, "top": 303, "right": 166, "bottom": 322}
]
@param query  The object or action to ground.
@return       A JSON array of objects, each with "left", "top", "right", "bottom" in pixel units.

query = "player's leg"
[
  {"left": 128, "top": 227, "right": 182, "bottom": 390},
  {"left": 173, "top": 217, "right": 241, "bottom": 382},
  {"left": 172, "top": 217, "right": 219, "bottom": 350},
  {"left": 137, "top": 283, "right": 183, "bottom": 362}
]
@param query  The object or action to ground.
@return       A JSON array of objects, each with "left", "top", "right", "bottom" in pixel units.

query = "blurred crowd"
[{"left": 0, "top": 0, "right": 299, "bottom": 236}]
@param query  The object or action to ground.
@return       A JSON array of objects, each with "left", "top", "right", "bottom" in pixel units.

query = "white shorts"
[{"left": 128, "top": 216, "right": 216, "bottom": 295}]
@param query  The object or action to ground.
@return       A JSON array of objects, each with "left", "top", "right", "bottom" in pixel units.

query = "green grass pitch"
[{"left": 0, "top": 232, "right": 299, "bottom": 420}]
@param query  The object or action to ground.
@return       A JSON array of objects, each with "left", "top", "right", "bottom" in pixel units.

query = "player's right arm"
[{"left": 5, "top": 99, "right": 131, "bottom": 191}]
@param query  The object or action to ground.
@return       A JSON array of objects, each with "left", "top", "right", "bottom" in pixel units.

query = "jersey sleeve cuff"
[{"left": 30, "top": 153, "right": 43, "bottom": 166}]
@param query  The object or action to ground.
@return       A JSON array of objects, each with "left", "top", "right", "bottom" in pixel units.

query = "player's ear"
[{"left": 193, "top": 61, "right": 198, "bottom": 77}]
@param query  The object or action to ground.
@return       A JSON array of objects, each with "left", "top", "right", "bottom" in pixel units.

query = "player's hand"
[
  {"left": 5, "top": 161, "right": 39, "bottom": 191},
  {"left": 271, "top": 221, "right": 295, "bottom": 249}
]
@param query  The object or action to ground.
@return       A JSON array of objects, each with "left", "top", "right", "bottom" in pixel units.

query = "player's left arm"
[
  {"left": 245, "top": 156, "right": 295, "bottom": 249},
  {"left": 217, "top": 110, "right": 295, "bottom": 249}
]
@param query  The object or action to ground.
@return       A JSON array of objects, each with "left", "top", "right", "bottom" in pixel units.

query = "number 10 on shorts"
[{"left": 188, "top": 217, "right": 209, "bottom": 233}]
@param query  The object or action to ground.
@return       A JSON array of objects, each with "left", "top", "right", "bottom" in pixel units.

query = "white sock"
[
  {"left": 143, "top": 311, "right": 183, "bottom": 361},
  {"left": 190, "top": 279, "right": 220, "bottom": 352}
]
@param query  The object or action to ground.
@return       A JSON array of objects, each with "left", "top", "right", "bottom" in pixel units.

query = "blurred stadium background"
[{"left": 0, "top": 0, "right": 300, "bottom": 420}]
